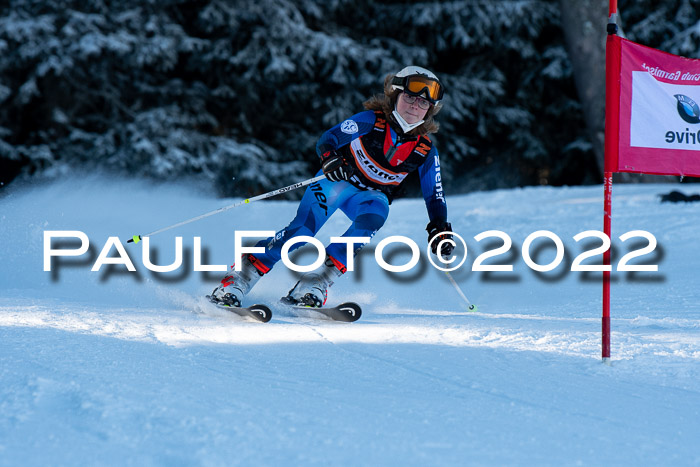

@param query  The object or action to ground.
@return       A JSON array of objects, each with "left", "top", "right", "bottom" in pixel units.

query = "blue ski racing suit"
[{"left": 247, "top": 109, "right": 448, "bottom": 274}]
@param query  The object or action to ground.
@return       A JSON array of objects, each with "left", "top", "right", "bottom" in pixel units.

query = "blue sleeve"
[
  {"left": 316, "top": 111, "right": 377, "bottom": 158},
  {"left": 418, "top": 146, "right": 448, "bottom": 223}
]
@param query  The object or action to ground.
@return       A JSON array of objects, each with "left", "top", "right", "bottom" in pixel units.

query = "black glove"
[
  {"left": 426, "top": 221, "right": 454, "bottom": 256},
  {"left": 321, "top": 150, "right": 352, "bottom": 182}
]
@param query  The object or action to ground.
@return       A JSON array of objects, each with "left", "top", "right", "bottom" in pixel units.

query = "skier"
[{"left": 209, "top": 66, "right": 454, "bottom": 308}]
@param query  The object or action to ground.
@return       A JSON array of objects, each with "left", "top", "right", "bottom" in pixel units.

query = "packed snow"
[{"left": 1, "top": 175, "right": 699, "bottom": 465}]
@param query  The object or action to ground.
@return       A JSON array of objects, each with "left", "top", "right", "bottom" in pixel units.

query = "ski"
[
  {"left": 281, "top": 298, "right": 362, "bottom": 322},
  {"left": 206, "top": 296, "right": 272, "bottom": 323}
]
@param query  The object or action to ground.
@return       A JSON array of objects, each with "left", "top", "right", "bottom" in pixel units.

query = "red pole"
[
  {"left": 602, "top": 174, "right": 612, "bottom": 361},
  {"left": 603, "top": 0, "right": 620, "bottom": 362}
]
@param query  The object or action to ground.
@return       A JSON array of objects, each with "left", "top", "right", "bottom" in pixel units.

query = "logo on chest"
[{"left": 350, "top": 139, "right": 408, "bottom": 186}]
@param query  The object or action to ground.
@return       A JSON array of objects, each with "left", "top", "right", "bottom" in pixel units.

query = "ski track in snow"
[
  {"left": 1, "top": 176, "right": 700, "bottom": 465},
  {"left": 3, "top": 302, "right": 698, "bottom": 363}
]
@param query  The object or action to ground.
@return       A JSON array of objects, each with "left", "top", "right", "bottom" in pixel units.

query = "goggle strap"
[{"left": 391, "top": 76, "right": 405, "bottom": 87}]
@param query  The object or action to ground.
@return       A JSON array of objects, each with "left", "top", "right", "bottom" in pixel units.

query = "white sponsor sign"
[{"left": 630, "top": 72, "right": 700, "bottom": 150}]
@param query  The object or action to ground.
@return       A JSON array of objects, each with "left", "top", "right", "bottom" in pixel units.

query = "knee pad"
[{"left": 354, "top": 213, "right": 387, "bottom": 232}]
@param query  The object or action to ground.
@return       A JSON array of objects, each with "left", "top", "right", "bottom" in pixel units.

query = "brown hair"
[{"left": 363, "top": 74, "right": 441, "bottom": 137}]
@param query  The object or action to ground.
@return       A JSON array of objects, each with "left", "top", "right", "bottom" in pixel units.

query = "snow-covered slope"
[{"left": 1, "top": 176, "right": 699, "bottom": 465}]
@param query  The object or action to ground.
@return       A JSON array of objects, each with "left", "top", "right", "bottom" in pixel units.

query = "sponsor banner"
[
  {"left": 350, "top": 139, "right": 407, "bottom": 186},
  {"left": 614, "top": 37, "right": 700, "bottom": 177}
]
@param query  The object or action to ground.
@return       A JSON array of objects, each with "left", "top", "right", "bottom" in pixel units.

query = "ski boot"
[
  {"left": 281, "top": 255, "right": 345, "bottom": 308},
  {"left": 209, "top": 254, "right": 268, "bottom": 307}
]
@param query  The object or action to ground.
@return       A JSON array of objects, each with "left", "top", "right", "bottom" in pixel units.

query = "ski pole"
[
  {"left": 127, "top": 174, "right": 326, "bottom": 244},
  {"left": 445, "top": 271, "right": 477, "bottom": 312}
]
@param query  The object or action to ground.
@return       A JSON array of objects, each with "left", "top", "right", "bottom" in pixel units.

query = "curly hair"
[{"left": 362, "top": 74, "right": 441, "bottom": 137}]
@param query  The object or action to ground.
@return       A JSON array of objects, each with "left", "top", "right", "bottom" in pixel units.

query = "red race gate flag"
[
  {"left": 603, "top": 32, "right": 700, "bottom": 362},
  {"left": 608, "top": 35, "right": 700, "bottom": 177}
]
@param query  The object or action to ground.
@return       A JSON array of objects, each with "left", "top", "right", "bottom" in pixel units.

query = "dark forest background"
[{"left": 1, "top": 0, "right": 699, "bottom": 198}]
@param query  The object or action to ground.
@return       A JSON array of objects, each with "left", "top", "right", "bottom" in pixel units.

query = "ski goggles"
[{"left": 393, "top": 75, "right": 444, "bottom": 104}]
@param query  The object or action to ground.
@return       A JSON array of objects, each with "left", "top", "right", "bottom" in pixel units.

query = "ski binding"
[
  {"left": 206, "top": 295, "right": 272, "bottom": 323},
  {"left": 280, "top": 297, "right": 362, "bottom": 322}
]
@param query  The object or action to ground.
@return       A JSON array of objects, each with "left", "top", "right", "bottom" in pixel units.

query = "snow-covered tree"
[{"left": 2, "top": 0, "right": 695, "bottom": 195}]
